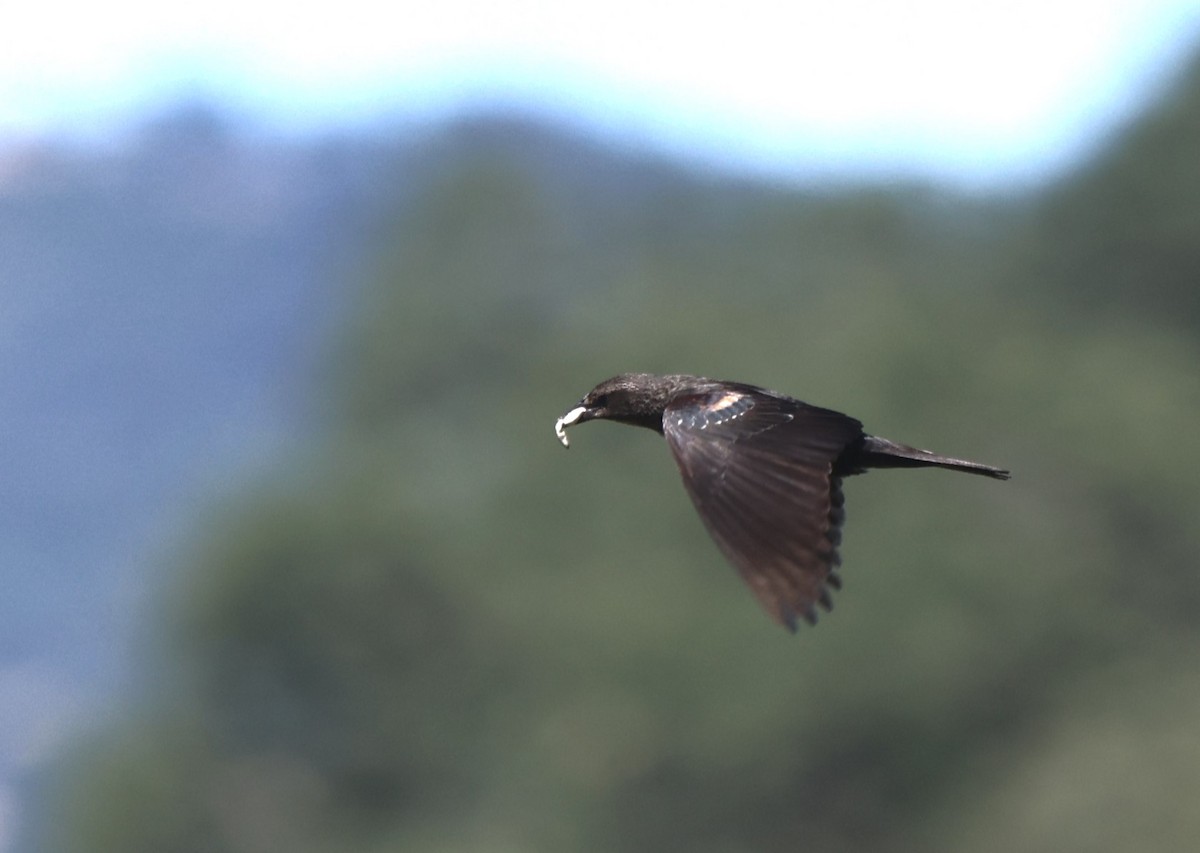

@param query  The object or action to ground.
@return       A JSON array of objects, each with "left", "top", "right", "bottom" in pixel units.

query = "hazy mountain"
[
  {"left": 0, "top": 105, "right": 770, "bottom": 848},
  {"left": 10, "top": 46, "right": 1200, "bottom": 847}
]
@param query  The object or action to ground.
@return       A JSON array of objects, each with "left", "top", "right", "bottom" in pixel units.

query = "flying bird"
[{"left": 555, "top": 373, "right": 1009, "bottom": 632}]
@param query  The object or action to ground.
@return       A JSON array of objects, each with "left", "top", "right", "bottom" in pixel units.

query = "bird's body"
[{"left": 555, "top": 373, "right": 1009, "bottom": 631}]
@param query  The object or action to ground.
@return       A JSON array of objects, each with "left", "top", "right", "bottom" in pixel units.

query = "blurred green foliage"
[{"left": 47, "top": 54, "right": 1200, "bottom": 853}]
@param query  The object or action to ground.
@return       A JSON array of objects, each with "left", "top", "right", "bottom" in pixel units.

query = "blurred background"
[{"left": 5, "top": 2, "right": 1200, "bottom": 850}]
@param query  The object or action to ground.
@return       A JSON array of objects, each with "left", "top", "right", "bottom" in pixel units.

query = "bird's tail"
[{"left": 855, "top": 435, "right": 1010, "bottom": 480}]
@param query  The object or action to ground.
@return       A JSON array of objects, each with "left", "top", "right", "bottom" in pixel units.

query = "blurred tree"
[
  {"left": 1032, "top": 51, "right": 1200, "bottom": 325},
  {"left": 43, "top": 45, "right": 1200, "bottom": 853}
]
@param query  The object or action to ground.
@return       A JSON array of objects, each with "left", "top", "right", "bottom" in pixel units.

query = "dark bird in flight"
[{"left": 555, "top": 373, "right": 1009, "bottom": 632}]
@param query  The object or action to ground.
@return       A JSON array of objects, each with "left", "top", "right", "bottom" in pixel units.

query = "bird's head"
[{"left": 554, "top": 373, "right": 682, "bottom": 446}]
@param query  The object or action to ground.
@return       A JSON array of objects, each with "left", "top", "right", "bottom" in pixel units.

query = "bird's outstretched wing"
[{"left": 662, "top": 387, "right": 863, "bottom": 630}]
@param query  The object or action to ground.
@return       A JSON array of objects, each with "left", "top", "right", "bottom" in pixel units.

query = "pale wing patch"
[{"left": 673, "top": 392, "right": 758, "bottom": 431}]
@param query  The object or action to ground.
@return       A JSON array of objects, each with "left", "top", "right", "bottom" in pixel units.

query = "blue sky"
[{"left": 3, "top": 1, "right": 1200, "bottom": 183}]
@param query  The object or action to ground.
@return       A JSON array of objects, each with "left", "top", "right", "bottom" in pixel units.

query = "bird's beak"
[{"left": 554, "top": 404, "right": 593, "bottom": 448}]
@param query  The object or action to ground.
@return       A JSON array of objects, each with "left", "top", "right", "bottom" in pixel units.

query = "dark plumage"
[{"left": 555, "top": 373, "right": 1009, "bottom": 632}]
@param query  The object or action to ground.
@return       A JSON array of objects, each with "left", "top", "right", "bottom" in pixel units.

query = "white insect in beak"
[{"left": 554, "top": 406, "right": 588, "bottom": 447}]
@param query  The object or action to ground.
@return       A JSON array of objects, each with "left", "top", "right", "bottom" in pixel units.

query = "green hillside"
[{"left": 46, "top": 54, "right": 1200, "bottom": 853}]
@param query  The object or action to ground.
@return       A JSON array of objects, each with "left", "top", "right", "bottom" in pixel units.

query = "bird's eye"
[{"left": 591, "top": 394, "right": 609, "bottom": 409}]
